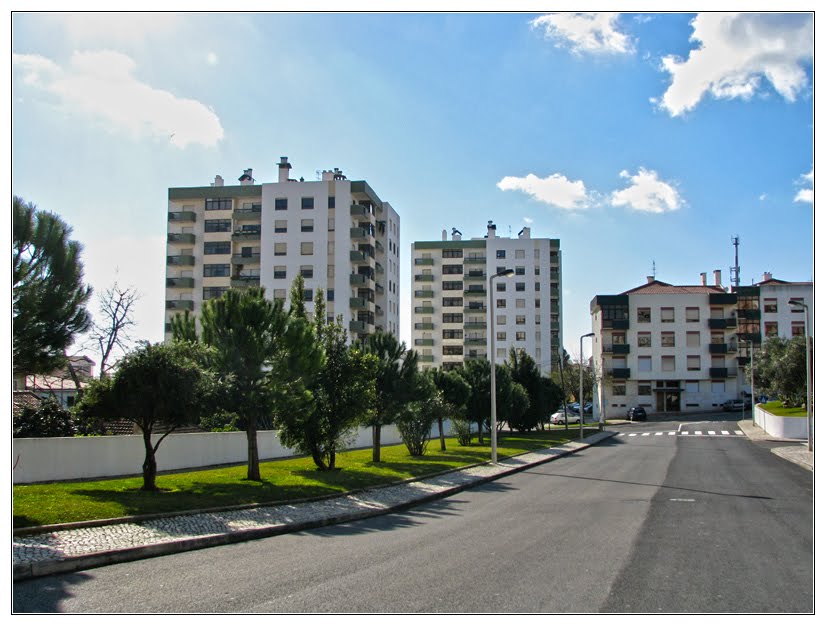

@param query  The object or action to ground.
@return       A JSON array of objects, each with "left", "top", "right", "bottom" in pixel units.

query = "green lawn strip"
[
  {"left": 14, "top": 429, "right": 587, "bottom": 529},
  {"left": 761, "top": 401, "right": 807, "bottom": 417}
]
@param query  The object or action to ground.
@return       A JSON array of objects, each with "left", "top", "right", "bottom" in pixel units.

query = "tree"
[
  {"left": 428, "top": 368, "right": 471, "bottom": 451},
  {"left": 13, "top": 397, "right": 75, "bottom": 438},
  {"left": 88, "top": 282, "right": 140, "bottom": 379},
  {"left": 276, "top": 288, "right": 377, "bottom": 470},
  {"left": 506, "top": 348, "right": 544, "bottom": 431},
  {"left": 170, "top": 309, "right": 198, "bottom": 343},
  {"left": 750, "top": 336, "right": 809, "bottom": 407},
  {"left": 13, "top": 196, "right": 92, "bottom": 377},
  {"left": 74, "top": 342, "right": 211, "bottom": 490},
  {"left": 458, "top": 358, "right": 492, "bottom": 444},
  {"left": 360, "top": 331, "right": 419, "bottom": 463},
  {"left": 201, "top": 287, "right": 321, "bottom": 481}
]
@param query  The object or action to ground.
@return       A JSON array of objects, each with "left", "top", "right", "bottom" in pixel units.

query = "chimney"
[
  {"left": 238, "top": 168, "right": 254, "bottom": 185},
  {"left": 762, "top": 271, "right": 772, "bottom": 282},
  {"left": 487, "top": 220, "right": 497, "bottom": 239},
  {"left": 713, "top": 269, "right": 722, "bottom": 286},
  {"left": 322, "top": 169, "right": 334, "bottom": 181},
  {"left": 700, "top": 272, "right": 707, "bottom": 286},
  {"left": 646, "top": 276, "right": 655, "bottom": 284},
  {"left": 442, "top": 229, "right": 447, "bottom": 241},
  {"left": 451, "top": 227, "right": 462, "bottom": 241},
  {"left": 518, "top": 227, "right": 531, "bottom": 239},
  {"left": 211, "top": 175, "right": 224, "bottom": 187},
  {"left": 278, "top": 156, "right": 292, "bottom": 183}
]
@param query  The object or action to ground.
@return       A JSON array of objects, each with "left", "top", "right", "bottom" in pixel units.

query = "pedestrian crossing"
[{"left": 618, "top": 429, "right": 744, "bottom": 438}]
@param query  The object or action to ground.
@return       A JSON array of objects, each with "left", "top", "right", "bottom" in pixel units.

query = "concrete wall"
[
  {"left": 12, "top": 421, "right": 461, "bottom": 484},
  {"left": 753, "top": 404, "right": 808, "bottom": 440}
]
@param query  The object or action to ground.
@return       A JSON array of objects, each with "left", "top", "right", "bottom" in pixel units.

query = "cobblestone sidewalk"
[{"left": 14, "top": 431, "right": 615, "bottom": 581}]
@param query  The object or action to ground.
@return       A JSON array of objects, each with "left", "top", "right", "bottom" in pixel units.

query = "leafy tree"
[
  {"left": 504, "top": 380, "right": 531, "bottom": 432},
  {"left": 277, "top": 288, "right": 378, "bottom": 470},
  {"left": 200, "top": 287, "right": 321, "bottom": 480},
  {"left": 506, "top": 348, "right": 542, "bottom": 431},
  {"left": 458, "top": 358, "right": 492, "bottom": 444},
  {"left": 13, "top": 196, "right": 92, "bottom": 377},
  {"left": 360, "top": 331, "right": 419, "bottom": 462},
  {"left": 428, "top": 367, "right": 471, "bottom": 451},
  {"left": 750, "top": 336, "right": 810, "bottom": 407},
  {"left": 13, "top": 397, "right": 75, "bottom": 438},
  {"left": 75, "top": 342, "right": 211, "bottom": 490},
  {"left": 396, "top": 372, "right": 440, "bottom": 456}
]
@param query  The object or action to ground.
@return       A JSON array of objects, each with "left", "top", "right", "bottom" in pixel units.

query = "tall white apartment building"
[
  {"left": 410, "top": 222, "right": 562, "bottom": 374},
  {"left": 165, "top": 157, "right": 401, "bottom": 340}
]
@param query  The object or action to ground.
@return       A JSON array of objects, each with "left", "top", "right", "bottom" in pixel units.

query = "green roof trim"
[
  {"left": 414, "top": 240, "right": 486, "bottom": 250},
  {"left": 169, "top": 185, "right": 263, "bottom": 200},
  {"left": 350, "top": 181, "right": 383, "bottom": 207}
]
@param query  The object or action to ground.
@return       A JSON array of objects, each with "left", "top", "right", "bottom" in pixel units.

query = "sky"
[{"left": 9, "top": 6, "right": 816, "bottom": 368}]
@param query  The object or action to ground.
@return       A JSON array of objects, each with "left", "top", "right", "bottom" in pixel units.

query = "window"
[
  {"left": 301, "top": 197, "right": 314, "bottom": 210},
  {"left": 686, "top": 331, "right": 700, "bottom": 347},
  {"left": 612, "top": 332, "right": 626, "bottom": 345},
  {"left": 613, "top": 384, "right": 626, "bottom": 396},
  {"left": 327, "top": 265, "right": 335, "bottom": 278},
  {"left": 661, "top": 307, "right": 675, "bottom": 323},
  {"left": 516, "top": 282, "right": 525, "bottom": 292},
  {"left": 443, "top": 264, "right": 463, "bottom": 274},
  {"left": 274, "top": 288, "right": 287, "bottom": 300},
  {"left": 327, "top": 289, "right": 334, "bottom": 302},
  {"left": 442, "top": 249, "right": 463, "bottom": 258},
  {"left": 662, "top": 356, "right": 675, "bottom": 372},
  {"left": 638, "top": 382, "right": 652, "bottom": 396},
  {"left": 203, "top": 286, "right": 228, "bottom": 300},
  {"left": 764, "top": 322, "right": 778, "bottom": 337},
  {"left": 328, "top": 196, "right": 336, "bottom": 209},
  {"left": 515, "top": 267, "right": 525, "bottom": 275},
  {"left": 493, "top": 282, "right": 505, "bottom": 292},
  {"left": 496, "top": 348, "right": 506, "bottom": 358},
  {"left": 496, "top": 315, "right": 506, "bottom": 325},
  {"left": 205, "top": 198, "right": 232, "bottom": 211},
  {"left": 300, "top": 265, "right": 313, "bottom": 278},
  {"left": 443, "top": 281, "right": 463, "bottom": 291},
  {"left": 764, "top": 298, "right": 778, "bottom": 313},
  {"left": 638, "top": 356, "right": 652, "bottom": 372},
  {"left": 535, "top": 299, "right": 541, "bottom": 309},
  {"left": 496, "top": 299, "right": 506, "bottom": 308},
  {"left": 443, "top": 345, "right": 463, "bottom": 356},
  {"left": 443, "top": 297, "right": 463, "bottom": 307},
  {"left": 515, "top": 249, "right": 525, "bottom": 259},
  {"left": 273, "top": 266, "right": 287, "bottom": 279},
  {"left": 790, "top": 298, "right": 805, "bottom": 313},
  {"left": 327, "top": 217, "right": 335, "bottom": 232},
  {"left": 637, "top": 307, "right": 651, "bottom": 323},
  {"left": 203, "top": 264, "right": 230, "bottom": 277},
  {"left": 661, "top": 332, "right": 675, "bottom": 347},
  {"left": 274, "top": 220, "right": 288, "bottom": 233},
  {"left": 712, "top": 381, "right": 726, "bottom": 393},
  {"left": 274, "top": 242, "right": 287, "bottom": 256},
  {"left": 443, "top": 313, "right": 463, "bottom": 324},
  {"left": 534, "top": 267, "right": 541, "bottom": 276},
  {"left": 710, "top": 306, "right": 724, "bottom": 319},
  {"left": 300, "top": 242, "right": 313, "bottom": 255},
  {"left": 686, "top": 307, "right": 700, "bottom": 322},
  {"left": 443, "top": 329, "right": 462, "bottom": 339},
  {"left": 301, "top": 219, "right": 314, "bottom": 232},
  {"left": 205, "top": 219, "right": 231, "bottom": 232},
  {"left": 791, "top": 321, "right": 805, "bottom": 337},
  {"left": 516, "top": 315, "right": 526, "bottom": 325},
  {"left": 638, "top": 332, "right": 651, "bottom": 347},
  {"left": 496, "top": 250, "right": 506, "bottom": 259},
  {"left": 687, "top": 355, "right": 701, "bottom": 371},
  {"left": 275, "top": 198, "right": 288, "bottom": 210},
  {"left": 685, "top": 381, "right": 700, "bottom": 393},
  {"left": 516, "top": 299, "right": 525, "bottom": 308},
  {"left": 535, "top": 282, "right": 541, "bottom": 292},
  {"left": 204, "top": 241, "right": 231, "bottom": 255},
  {"left": 515, "top": 331, "right": 526, "bottom": 341},
  {"left": 496, "top": 332, "right": 506, "bottom": 341}
]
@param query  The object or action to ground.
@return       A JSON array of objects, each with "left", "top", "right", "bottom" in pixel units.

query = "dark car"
[
  {"left": 721, "top": 399, "right": 745, "bottom": 411},
  {"left": 627, "top": 406, "right": 647, "bottom": 421}
]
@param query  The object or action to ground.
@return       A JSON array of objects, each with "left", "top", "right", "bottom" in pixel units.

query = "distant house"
[{"left": 14, "top": 355, "right": 96, "bottom": 409}]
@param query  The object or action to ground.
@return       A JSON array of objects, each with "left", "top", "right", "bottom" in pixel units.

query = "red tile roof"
[{"left": 622, "top": 280, "right": 728, "bottom": 295}]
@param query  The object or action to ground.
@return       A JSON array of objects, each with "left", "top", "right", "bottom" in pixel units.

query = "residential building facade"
[
  {"left": 165, "top": 158, "right": 401, "bottom": 341},
  {"left": 754, "top": 273, "right": 813, "bottom": 342},
  {"left": 411, "top": 222, "right": 562, "bottom": 374}
]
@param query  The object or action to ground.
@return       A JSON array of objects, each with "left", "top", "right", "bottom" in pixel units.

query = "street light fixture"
[
  {"left": 580, "top": 332, "right": 595, "bottom": 440},
  {"left": 789, "top": 299, "right": 813, "bottom": 452},
  {"left": 489, "top": 268, "right": 514, "bottom": 463}
]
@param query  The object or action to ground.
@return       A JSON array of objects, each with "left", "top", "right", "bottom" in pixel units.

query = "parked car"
[
  {"left": 551, "top": 410, "right": 579, "bottom": 425},
  {"left": 583, "top": 403, "right": 593, "bottom": 415},
  {"left": 626, "top": 406, "right": 647, "bottom": 421},
  {"left": 722, "top": 399, "right": 745, "bottom": 411}
]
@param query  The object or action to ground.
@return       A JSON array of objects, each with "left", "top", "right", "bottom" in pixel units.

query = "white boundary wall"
[
  {"left": 752, "top": 405, "right": 808, "bottom": 440},
  {"left": 13, "top": 422, "right": 460, "bottom": 484}
]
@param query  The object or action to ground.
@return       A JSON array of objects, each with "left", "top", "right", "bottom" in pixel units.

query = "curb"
[{"left": 13, "top": 431, "right": 616, "bottom": 581}]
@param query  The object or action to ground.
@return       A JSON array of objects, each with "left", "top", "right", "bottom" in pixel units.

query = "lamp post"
[
  {"left": 580, "top": 333, "right": 595, "bottom": 440},
  {"left": 489, "top": 268, "right": 514, "bottom": 463},
  {"left": 789, "top": 300, "right": 812, "bottom": 452},
  {"left": 748, "top": 340, "right": 755, "bottom": 426}
]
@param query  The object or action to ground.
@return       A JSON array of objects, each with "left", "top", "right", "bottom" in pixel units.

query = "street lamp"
[
  {"left": 789, "top": 299, "right": 813, "bottom": 452},
  {"left": 580, "top": 333, "right": 595, "bottom": 440},
  {"left": 489, "top": 268, "right": 514, "bottom": 463},
  {"left": 748, "top": 340, "right": 755, "bottom": 426}
]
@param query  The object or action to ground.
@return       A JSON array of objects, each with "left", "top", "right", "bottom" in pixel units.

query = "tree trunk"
[
  {"left": 477, "top": 418, "right": 484, "bottom": 444},
  {"left": 372, "top": 423, "right": 381, "bottom": 463},
  {"left": 246, "top": 422, "right": 260, "bottom": 480},
  {"left": 311, "top": 448, "right": 328, "bottom": 471},
  {"left": 141, "top": 429, "right": 157, "bottom": 491},
  {"left": 438, "top": 417, "right": 446, "bottom": 451},
  {"left": 329, "top": 448, "right": 336, "bottom": 470}
]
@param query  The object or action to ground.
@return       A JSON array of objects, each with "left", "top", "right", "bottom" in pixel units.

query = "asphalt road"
[{"left": 13, "top": 413, "right": 813, "bottom": 613}]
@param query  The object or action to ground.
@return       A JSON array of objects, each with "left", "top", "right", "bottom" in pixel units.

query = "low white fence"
[
  {"left": 752, "top": 405, "right": 808, "bottom": 440},
  {"left": 12, "top": 421, "right": 460, "bottom": 484}
]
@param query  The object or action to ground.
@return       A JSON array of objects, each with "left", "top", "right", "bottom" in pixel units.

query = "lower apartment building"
[
  {"left": 411, "top": 222, "right": 562, "bottom": 374},
  {"left": 591, "top": 271, "right": 814, "bottom": 419},
  {"left": 165, "top": 158, "right": 401, "bottom": 341}
]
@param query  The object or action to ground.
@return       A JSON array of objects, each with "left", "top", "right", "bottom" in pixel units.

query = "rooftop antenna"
[
  {"left": 652, "top": 260, "right": 656, "bottom": 279},
  {"left": 315, "top": 170, "right": 321, "bottom": 181},
  {"left": 730, "top": 235, "right": 741, "bottom": 290}
]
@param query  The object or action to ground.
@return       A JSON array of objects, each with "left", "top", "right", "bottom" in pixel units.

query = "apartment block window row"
[
  {"left": 204, "top": 241, "right": 231, "bottom": 255},
  {"left": 443, "top": 329, "right": 462, "bottom": 339},
  {"left": 205, "top": 198, "right": 232, "bottom": 211},
  {"left": 204, "top": 264, "right": 230, "bottom": 277},
  {"left": 443, "top": 297, "right": 463, "bottom": 307},
  {"left": 443, "top": 313, "right": 463, "bottom": 324},
  {"left": 443, "top": 264, "right": 463, "bottom": 275},
  {"left": 443, "top": 345, "right": 463, "bottom": 356},
  {"left": 203, "top": 286, "right": 229, "bottom": 300},
  {"left": 205, "top": 219, "right": 231, "bottom": 232},
  {"left": 443, "top": 281, "right": 463, "bottom": 291},
  {"left": 764, "top": 298, "right": 778, "bottom": 313},
  {"left": 442, "top": 249, "right": 463, "bottom": 258}
]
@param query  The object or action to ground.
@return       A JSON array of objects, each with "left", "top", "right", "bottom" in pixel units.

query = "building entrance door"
[{"left": 656, "top": 391, "right": 681, "bottom": 412}]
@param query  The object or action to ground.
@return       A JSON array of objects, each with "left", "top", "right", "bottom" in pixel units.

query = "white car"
[{"left": 551, "top": 410, "right": 579, "bottom": 425}]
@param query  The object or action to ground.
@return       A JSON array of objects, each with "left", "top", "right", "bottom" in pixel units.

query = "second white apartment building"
[
  {"left": 411, "top": 222, "right": 562, "bottom": 374},
  {"left": 165, "top": 158, "right": 401, "bottom": 341}
]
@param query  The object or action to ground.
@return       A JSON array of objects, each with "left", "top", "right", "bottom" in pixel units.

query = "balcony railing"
[
  {"left": 611, "top": 368, "right": 631, "bottom": 379},
  {"left": 231, "top": 254, "right": 261, "bottom": 264},
  {"left": 736, "top": 309, "right": 761, "bottom": 320},
  {"left": 414, "top": 323, "right": 435, "bottom": 330},
  {"left": 415, "top": 306, "right": 435, "bottom": 314},
  {"left": 603, "top": 344, "right": 630, "bottom": 354},
  {"left": 420, "top": 355, "right": 435, "bottom": 363},
  {"left": 708, "top": 343, "right": 736, "bottom": 354},
  {"left": 464, "top": 288, "right": 486, "bottom": 296},
  {"left": 464, "top": 272, "right": 486, "bottom": 280},
  {"left": 167, "top": 255, "right": 195, "bottom": 266},
  {"left": 350, "top": 274, "right": 370, "bottom": 285},
  {"left": 166, "top": 277, "right": 195, "bottom": 288},
  {"left": 709, "top": 318, "right": 737, "bottom": 329},
  {"left": 350, "top": 250, "right": 366, "bottom": 262},
  {"left": 415, "top": 274, "right": 435, "bottom": 281},
  {"left": 231, "top": 230, "right": 261, "bottom": 242},
  {"left": 349, "top": 320, "right": 368, "bottom": 333},
  {"left": 463, "top": 321, "right": 486, "bottom": 329},
  {"left": 464, "top": 256, "right": 486, "bottom": 264},
  {"left": 414, "top": 258, "right": 435, "bottom": 265},
  {"left": 464, "top": 352, "right": 487, "bottom": 360},
  {"left": 350, "top": 204, "right": 370, "bottom": 217},
  {"left": 232, "top": 207, "right": 262, "bottom": 220},
  {"left": 709, "top": 367, "right": 736, "bottom": 378},
  {"left": 230, "top": 276, "right": 260, "bottom": 287},
  {"left": 350, "top": 227, "right": 370, "bottom": 240},
  {"left": 464, "top": 305, "right": 486, "bottom": 313},
  {"left": 166, "top": 300, "right": 194, "bottom": 311},
  {"left": 167, "top": 232, "right": 196, "bottom": 244},
  {"left": 350, "top": 297, "right": 369, "bottom": 309},
  {"left": 168, "top": 211, "right": 196, "bottom": 222},
  {"left": 414, "top": 339, "right": 435, "bottom": 346},
  {"left": 414, "top": 290, "right": 434, "bottom": 298},
  {"left": 464, "top": 338, "right": 486, "bottom": 346}
]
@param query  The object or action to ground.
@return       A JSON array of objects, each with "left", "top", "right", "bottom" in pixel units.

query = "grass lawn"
[
  {"left": 761, "top": 401, "right": 807, "bottom": 417},
  {"left": 13, "top": 428, "right": 589, "bottom": 529}
]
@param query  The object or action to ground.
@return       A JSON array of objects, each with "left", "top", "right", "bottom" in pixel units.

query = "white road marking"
[
  {"left": 628, "top": 433, "right": 638, "bottom": 437},
  {"left": 668, "top": 431, "right": 676, "bottom": 435},
  {"left": 642, "top": 432, "right": 650, "bottom": 437},
  {"left": 708, "top": 430, "right": 716, "bottom": 435},
  {"left": 735, "top": 430, "right": 744, "bottom": 435},
  {"left": 655, "top": 432, "right": 663, "bottom": 436},
  {"left": 721, "top": 430, "right": 730, "bottom": 435},
  {"left": 695, "top": 431, "right": 702, "bottom": 435},
  {"left": 669, "top": 498, "right": 695, "bottom": 502}
]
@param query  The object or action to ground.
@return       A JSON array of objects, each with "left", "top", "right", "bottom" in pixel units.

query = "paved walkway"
[
  {"left": 737, "top": 419, "right": 814, "bottom": 471},
  {"left": 13, "top": 431, "right": 615, "bottom": 581}
]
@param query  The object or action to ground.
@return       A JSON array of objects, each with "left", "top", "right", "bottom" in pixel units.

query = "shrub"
[
  {"left": 14, "top": 397, "right": 75, "bottom": 438},
  {"left": 396, "top": 403, "right": 433, "bottom": 456},
  {"left": 450, "top": 417, "right": 474, "bottom": 446},
  {"left": 200, "top": 410, "right": 241, "bottom": 432}
]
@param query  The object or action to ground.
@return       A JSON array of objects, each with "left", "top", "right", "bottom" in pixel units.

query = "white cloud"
[
  {"left": 610, "top": 168, "right": 683, "bottom": 213},
  {"left": 659, "top": 13, "right": 813, "bottom": 117},
  {"left": 531, "top": 13, "right": 633, "bottom": 55},
  {"left": 13, "top": 50, "right": 224, "bottom": 148},
  {"left": 50, "top": 13, "right": 183, "bottom": 46},
  {"left": 206, "top": 52, "right": 219, "bottom": 65},
  {"left": 759, "top": 193, "right": 768, "bottom": 201},
  {"left": 523, "top": 217, "right": 534, "bottom": 224},
  {"left": 497, "top": 173, "right": 593, "bottom": 211},
  {"left": 794, "top": 168, "right": 813, "bottom": 203}
]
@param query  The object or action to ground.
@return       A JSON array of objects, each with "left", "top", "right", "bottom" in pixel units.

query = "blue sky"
[{"left": 10, "top": 10, "right": 814, "bottom": 365}]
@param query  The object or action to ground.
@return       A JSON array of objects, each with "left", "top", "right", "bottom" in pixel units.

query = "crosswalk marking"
[
  {"left": 708, "top": 430, "right": 716, "bottom": 435},
  {"left": 642, "top": 432, "right": 650, "bottom": 436},
  {"left": 735, "top": 430, "right": 744, "bottom": 435},
  {"left": 721, "top": 430, "right": 730, "bottom": 435},
  {"left": 617, "top": 430, "right": 745, "bottom": 438},
  {"left": 695, "top": 431, "right": 702, "bottom": 435},
  {"left": 655, "top": 432, "right": 663, "bottom": 436},
  {"left": 668, "top": 431, "right": 676, "bottom": 435}
]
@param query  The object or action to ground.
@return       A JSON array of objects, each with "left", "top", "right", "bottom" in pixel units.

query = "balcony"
[
  {"left": 376, "top": 284, "right": 385, "bottom": 295},
  {"left": 415, "top": 339, "right": 435, "bottom": 346},
  {"left": 603, "top": 344, "right": 630, "bottom": 354},
  {"left": 350, "top": 227, "right": 370, "bottom": 240},
  {"left": 611, "top": 368, "right": 631, "bottom": 379},
  {"left": 167, "top": 232, "right": 196, "bottom": 244},
  {"left": 549, "top": 288, "right": 560, "bottom": 298},
  {"left": 168, "top": 211, "right": 196, "bottom": 222},
  {"left": 414, "top": 257, "right": 434, "bottom": 266},
  {"left": 376, "top": 263, "right": 385, "bottom": 275},
  {"left": 464, "top": 321, "right": 486, "bottom": 329},
  {"left": 350, "top": 204, "right": 370, "bottom": 217},
  {"left": 230, "top": 275, "right": 260, "bottom": 288},
  {"left": 231, "top": 254, "right": 261, "bottom": 265},
  {"left": 464, "top": 352, "right": 487, "bottom": 360},
  {"left": 464, "top": 271, "right": 486, "bottom": 280},
  {"left": 166, "top": 277, "right": 195, "bottom": 288},
  {"left": 350, "top": 297, "right": 369, "bottom": 309},
  {"left": 376, "top": 306, "right": 384, "bottom": 317},
  {"left": 464, "top": 304, "right": 486, "bottom": 313},
  {"left": 464, "top": 338, "right": 486, "bottom": 346},
  {"left": 420, "top": 355, "right": 435, "bottom": 363},
  {"left": 375, "top": 240, "right": 384, "bottom": 253},
  {"left": 709, "top": 367, "right": 736, "bottom": 378},
  {"left": 415, "top": 306, "right": 435, "bottom": 314},
  {"left": 349, "top": 320, "right": 368, "bottom": 333},
  {"left": 603, "top": 319, "right": 629, "bottom": 330},
  {"left": 708, "top": 318, "right": 737, "bottom": 329},
  {"left": 708, "top": 343, "right": 735, "bottom": 354},
  {"left": 166, "top": 299, "right": 194, "bottom": 311},
  {"left": 415, "top": 274, "right": 435, "bottom": 282},
  {"left": 414, "top": 290, "right": 434, "bottom": 298},
  {"left": 232, "top": 206, "right": 262, "bottom": 220},
  {"left": 167, "top": 255, "right": 195, "bottom": 266},
  {"left": 231, "top": 229, "right": 261, "bottom": 242},
  {"left": 464, "top": 256, "right": 486, "bottom": 264},
  {"left": 415, "top": 323, "right": 435, "bottom": 330},
  {"left": 464, "top": 288, "right": 486, "bottom": 296},
  {"left": 350, "top": 274, "right": 370, "bottom": 285},
  {"left": 736, "top": 309, "right": 761, "bottom": 320},
  {"left": 737, "top": 332, "right": 762, "bottom": 343}
]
